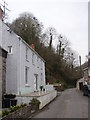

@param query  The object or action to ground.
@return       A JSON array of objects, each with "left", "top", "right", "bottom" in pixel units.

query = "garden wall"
[
  {"left": 16, "top": 90, "right": 57, "bottom": 109},
  {"left": 2, "top": 105, "right": 32, "bottom": 120},
  {"left": 37, "top": 90, "right": 57, "bottom": 109}
]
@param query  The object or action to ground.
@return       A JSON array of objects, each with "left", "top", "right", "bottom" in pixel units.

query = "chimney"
[
  {"left": 31, "top": 44, "right": 35, "bottom": 50},
  {"left": 0, "top": 6, "right": 3, "bottom": 20}
]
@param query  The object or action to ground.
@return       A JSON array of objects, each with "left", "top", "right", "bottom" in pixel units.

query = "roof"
[
  {"left": 18, "top": 36, "right": 45, "bottom": 63},
  {"left": 4, "top": 22, "right": 45, "bottom": 63}
]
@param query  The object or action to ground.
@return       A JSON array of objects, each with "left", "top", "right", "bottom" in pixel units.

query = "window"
[
  {"left": 8, "top": 46, "right": 12, "bottom": 54},
  {"left": 32, "top": 53, "right": 34, "bottom": 65},
  {"left": 37, "top": 56, "right": 39, "bottom": 62},
  {"left": 25, "top": 67, "right": 28, "bottom": 84},
  {"left": 26, "top": 47, "right": 28, "bottom": 60},
  {"left": 41, "top": 73, "right": 43, "bottom": 84},
  {"left": 37, "top": 56, "right": 39, "bottom": 68},
  {"left": 41, "top": 60, "right": 43, "bottom": 70}
]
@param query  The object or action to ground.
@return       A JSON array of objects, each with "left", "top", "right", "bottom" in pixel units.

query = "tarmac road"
[{"left": 32, "top": 88, "right": 88, "bottom": 118}]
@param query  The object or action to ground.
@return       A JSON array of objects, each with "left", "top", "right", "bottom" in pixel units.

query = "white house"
[{"left": 0, "top": 7, "right": 46, "bottom": 95}]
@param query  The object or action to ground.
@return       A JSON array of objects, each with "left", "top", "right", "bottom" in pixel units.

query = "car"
[{"left": 83, "top": 84, "right": 90, "bottom": 97}]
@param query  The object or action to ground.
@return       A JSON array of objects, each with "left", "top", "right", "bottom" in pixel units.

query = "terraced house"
[{"left": 0, "top": 7, "right": 46, "bottom": 96}]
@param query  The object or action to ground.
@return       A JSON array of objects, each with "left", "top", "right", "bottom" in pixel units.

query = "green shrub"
[
  {"left": 13, "top": 105, "right": 19, "bottom": 111},
  {"left": 2, "top": 110, "right": 9, "bottom": 117},
  {"left": 9, "top": 106, "right": 15, "bottom": 112},
  {"left": 30, "top": 98, "right": 41, "bottom": 105},
  {"left": 2, "top": 103, "right": 27, "bottom": 117},
  {"left": 9, "top": 103, "right": 24, "bottom": 113},
  {"left": 19, "top": 102, "right": 25, "bottom": 108},
  {"left": 56, "top": 80, "right": 60, "bottom": 83}
]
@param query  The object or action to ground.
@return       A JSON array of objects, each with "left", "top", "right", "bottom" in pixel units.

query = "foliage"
[
  {"left": 2, "top": 110, "right": 9, "bottom": 117},
  {"left": 8, "top": 12, "right": 43, "bottom": 47},
  {"left": 7, "top": 12, "right": 82, "bottom": 88},
  {"left": 19, "top": 102, "right": 26, "bottom": 108},
  {"left": 56, "top": 80, "right": 60, "bottom": 83},
  {"left": 30, "top": 98, "right": 41, "bottom": 105},
  {"left": 2, "top": 102, "right": 27, "bottom": 117},
  {"left": 9, "top": 105, "right": 20, "bottom": 112}
]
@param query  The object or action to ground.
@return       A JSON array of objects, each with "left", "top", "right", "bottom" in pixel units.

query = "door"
[
  {"left": 79, "top": 82, "right": 83, "bottom": 90},
  {"left": 34, "top": 74, "right": 38, "bottom": 91}
]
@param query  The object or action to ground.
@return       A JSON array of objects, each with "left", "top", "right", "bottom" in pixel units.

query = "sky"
[{"left": 0, "top": 0, "right": 89, "bottom": 64}]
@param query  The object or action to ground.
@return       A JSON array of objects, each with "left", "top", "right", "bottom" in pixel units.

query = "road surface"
[{"left": 32, "top": 88, "right": 88, "bottom": 118}]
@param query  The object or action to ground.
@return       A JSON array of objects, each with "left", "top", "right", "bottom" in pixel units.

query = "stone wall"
[{"left": 2, "top": 105, "right": 32, "bottom": 120}]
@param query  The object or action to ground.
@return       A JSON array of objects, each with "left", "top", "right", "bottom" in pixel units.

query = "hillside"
[{"left": 7, "top": 12, "right": 82, "bottom": 88}]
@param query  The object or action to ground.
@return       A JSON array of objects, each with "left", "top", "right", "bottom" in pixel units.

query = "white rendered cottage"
[{"left": 0, "top": 7, "right": 46, "bottom": 95}]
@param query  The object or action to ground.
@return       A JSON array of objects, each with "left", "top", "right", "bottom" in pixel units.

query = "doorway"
[
  {"left": 34, "top": 74, "right": 38, "bottom": 91},
  {"left": 79, "top": 82, "right": 83, "bottom": 90}
]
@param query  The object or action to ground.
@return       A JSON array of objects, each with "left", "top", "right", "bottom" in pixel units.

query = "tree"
[
  {"left": 8, "top": 12, "right": 43, "bottom": 48},
  {"left": 56, "top": 34, "right": 70, "bottom": 59},
  {"left": 8, "top": 12, "right": 80, "bottom": 87},
  {"left": 42, "top": 27, "right": 57, "bottom": 50}
]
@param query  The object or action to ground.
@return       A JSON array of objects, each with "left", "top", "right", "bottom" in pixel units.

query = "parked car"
[{"left": 83, "top": 84, "right": 90, "bottom": 97}]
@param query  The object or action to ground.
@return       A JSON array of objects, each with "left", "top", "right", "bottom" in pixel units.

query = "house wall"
[
  {"left": 1, "top": 22, "right": 20, "bottom": 94},
  {"left": 18, "top": 40, "right": 46, "bottom": 94},
  {"left": 84, "top": 69, "right": 88, "bottom": 81},
  {"left": 83, "top": 68, "right": 90, "bottom": 83},
  {"left": 76, "top": 78, "right": 84, "bottom": 90},
  {"left": 1, "top": 21, "right": 46, "bottom": 95}
]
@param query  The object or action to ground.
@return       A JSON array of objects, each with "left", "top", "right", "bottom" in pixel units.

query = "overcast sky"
[{"left": 0, "top": 0, "right": 88, "bottom": 64}]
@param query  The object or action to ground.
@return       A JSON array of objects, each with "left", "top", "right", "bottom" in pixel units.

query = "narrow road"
[{"left": 33, "top": 88, "right": 88, "bottom": 118}]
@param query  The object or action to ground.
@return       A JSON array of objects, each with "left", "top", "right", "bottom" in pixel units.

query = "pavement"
[{"left": 31, "top": 88, "right": 88, "bottom": 118}]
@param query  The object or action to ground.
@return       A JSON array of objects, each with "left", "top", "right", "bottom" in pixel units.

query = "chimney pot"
[{"left": 31, "top": 44, "right": 35, "bottom": 50}]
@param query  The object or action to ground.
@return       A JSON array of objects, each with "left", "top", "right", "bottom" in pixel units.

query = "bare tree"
[
  {"left": 42, "top": 27, "right": 57, "bottom": 50},
  {"left": 57, "top": 34, "right": 70, "bottom": 58}
]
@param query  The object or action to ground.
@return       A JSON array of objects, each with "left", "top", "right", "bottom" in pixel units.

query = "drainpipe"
[{"left": 88, "top": 52, "right": 90, "bottom": 83}]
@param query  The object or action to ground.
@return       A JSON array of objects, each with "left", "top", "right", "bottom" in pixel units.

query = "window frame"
[
  {"left": 8, "top": 46, "right": 12, "bottom": 54},
  {"left": 25, "top": 66, "right": 29, "bottom": 85},
  {"left": 32, "top": 52, "right": 35, "bottom": 65},
  {"left": 26, "top": 47, "right": 29, "bottom": 61}
]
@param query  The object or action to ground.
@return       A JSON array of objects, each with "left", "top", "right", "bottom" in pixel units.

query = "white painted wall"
[
  {"left": 2, "top": 22, "right": 20, "bottom": 94},
  {"left": 45, "top": 85, "right": 55, "bottom": 91},
  {"left": 38, "top": 90, "right": 57, "bottom": 109},
  {"left": 16, "top": 90, "right": 57, "bottom": 109},
  {"left": 0, "top": 21, "right": 46, "bottom": 95}
]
